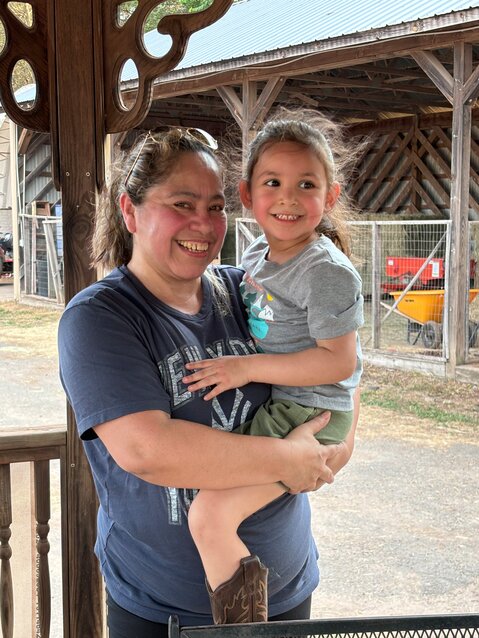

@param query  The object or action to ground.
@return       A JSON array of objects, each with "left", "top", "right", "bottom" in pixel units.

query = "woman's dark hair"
[{"left": 91, "top": 129, "right": 221, "bottom": 269}]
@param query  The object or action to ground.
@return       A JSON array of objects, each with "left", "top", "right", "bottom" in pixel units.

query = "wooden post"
[
  {"left": 217, "top": 77, "right": 285, "bottom": 220},
  {"left": 53, "top": 0, "right": 105, "bottom": 633},
  {"left": 447, "top": 43, "right": 477, "bottom": 373},
  {"left": 34, "top": 459, "right": 52, "bottom": 638},
  {"left": 412, "top": 45, "right": 479, "bottom": 374},
  {"left": 0, "top": 464, "right": 13, "bottom": 638}
]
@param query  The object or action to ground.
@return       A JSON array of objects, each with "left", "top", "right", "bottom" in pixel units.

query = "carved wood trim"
[
  {"left": 0, "top": 464, "right": 13, "bottom": 638},
  {"left": 0, "top": 1, "right": 51, "bottom": 132},
  {"left": 34, "top": 460, "right": 51, "bottom": 638},
  {"left": 103, "top": 0, "right": 233, "bottom": 132},
  {"left": 0, "top": 0, "right": 233, "bottom": 138}
]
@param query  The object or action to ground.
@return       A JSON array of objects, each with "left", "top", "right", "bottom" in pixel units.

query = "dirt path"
[
  {"left": 311, "top": 405, "right": 479, "bottom": 617},
  {"left": 1, "top": 285, "right": 478, "bottom": 622}
]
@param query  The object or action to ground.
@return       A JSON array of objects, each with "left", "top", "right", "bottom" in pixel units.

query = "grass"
[
  {"left": 361, "top": 361, "right": 479, "bottom": 440},
  {"left": 0, "top": 300, "right": 61, "bottom": 357},
  {"left": 362, "top": 392, "right": 477, "bottom": 425},
  {"left": 0, "top": 301, "right": 61, "bottom": 328}
]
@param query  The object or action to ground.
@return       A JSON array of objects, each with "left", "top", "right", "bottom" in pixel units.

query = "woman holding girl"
[{"left": 58, "top": 122, "right": 357, "bottom": 637}]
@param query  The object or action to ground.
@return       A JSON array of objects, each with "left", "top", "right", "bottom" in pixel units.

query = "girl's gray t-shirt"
[{"left": 241, "top": 235, "right": 364, "bottom": 411}]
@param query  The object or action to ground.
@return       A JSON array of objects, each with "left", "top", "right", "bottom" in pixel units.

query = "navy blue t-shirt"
[{"left": 58, "top": 265, "right": 319, "bottom": 625}]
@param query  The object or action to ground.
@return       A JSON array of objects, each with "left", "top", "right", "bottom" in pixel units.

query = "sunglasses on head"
[{"left": 123, "top": 127, "right": 218, "bottom": 188}]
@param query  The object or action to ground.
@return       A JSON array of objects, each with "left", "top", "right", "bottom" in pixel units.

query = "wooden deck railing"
[{"left": 0, "top": 426, "right": 67, "bottom": 638}]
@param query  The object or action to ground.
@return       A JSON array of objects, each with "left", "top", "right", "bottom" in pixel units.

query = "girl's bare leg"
[{"left": 188, "top": 482, "right": 286, "bottom": 590}]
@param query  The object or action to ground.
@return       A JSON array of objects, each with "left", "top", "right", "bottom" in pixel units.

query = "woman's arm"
[
  {"left": 94, "top": 409, "right": 343, "bottom": 493},
  {"left": 184, "top": 331, "right": 357, "bottom": 400}
]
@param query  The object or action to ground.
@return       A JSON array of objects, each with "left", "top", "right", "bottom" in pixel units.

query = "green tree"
[
  {"left": 0, "top": 3, "right": 35, "bottom": 91},
  {"left": 118, "top": 0, "right": 239, "bottom": 31}
]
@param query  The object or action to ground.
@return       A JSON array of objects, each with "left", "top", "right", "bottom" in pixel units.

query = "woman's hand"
[
  {"left": 183, "top": 356, "right": 253, "bottom": 399},
  {"left": 281, "top": 412, "right": 346, "bottom": 493},
  {"left": 295, "top": 387, "right": 360, "bottom": 492}
]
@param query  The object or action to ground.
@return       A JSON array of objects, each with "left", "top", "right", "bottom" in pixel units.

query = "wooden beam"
[
  {"left": 348, "top": 108, "right": 479, "bottom": 135},
  {"left": 216, "top": 86, "right": 244, "bottom": 127},
  {"left": 351, "top": 132, "right": 398, "bottom": 198},
  {"left": 250, "top": 76, "right": 286, "bottom": 127},
  {"left": 359, "top": 129, "right": 414, "bottom": 207},
  {"left": 22, "top": 156, "right": 52, "bottom": 185},
  {"left": 218, "top": 77, "right": 285, "bottom": 180},
  {"left": 17, "top": 129, "right": 35, "bottom": 155},
  {"left": 143, "top": 26, "right": 479, "bottom": 101},
  {"left": 411, "top": 178, "right": 445, "bottom": 217},
  {"left": 431, "top": 125, "right": 479, "bottom": 214},
  {"left": 463, "top": 63, "right": 479, "bottom": 104},
  {"left": 411, "top": 51, "right": 454, "bottom": 103},
  {"left": 371, "top": 154, "right": 413, "bottom": 214}
]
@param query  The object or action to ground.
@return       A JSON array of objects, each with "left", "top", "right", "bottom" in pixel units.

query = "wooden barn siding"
[{"left": 351, "top": 122, "right": 479, "bottom": 219}]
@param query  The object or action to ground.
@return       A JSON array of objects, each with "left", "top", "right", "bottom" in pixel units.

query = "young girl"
[{"left": 183, "top": 110, "right": 364, "bottom": 625}]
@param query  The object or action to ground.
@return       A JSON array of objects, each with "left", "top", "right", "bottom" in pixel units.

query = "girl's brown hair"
[{"left": 243, "top": 107, "right": 362, "bottom": 255}]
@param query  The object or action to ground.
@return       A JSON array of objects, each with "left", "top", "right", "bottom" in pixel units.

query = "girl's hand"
[{"left": 183, "top": 356, "right": 253, "bottom": 400}]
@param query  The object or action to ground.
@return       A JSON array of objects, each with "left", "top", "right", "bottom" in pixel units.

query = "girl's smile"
[{"left": 240, "top": 141, "right": 340, "bottom": 263}]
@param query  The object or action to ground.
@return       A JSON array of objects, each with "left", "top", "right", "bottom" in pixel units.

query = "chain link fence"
[{"left": 235, "top": 219, "right": 479, "bottom": 367}]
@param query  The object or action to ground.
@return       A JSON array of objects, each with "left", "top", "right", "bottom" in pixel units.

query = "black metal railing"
[{"left": 168, "top": 613, "right": 479, "bottom": 638}]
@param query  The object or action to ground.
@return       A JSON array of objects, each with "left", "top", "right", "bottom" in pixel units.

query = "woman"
[{"left": 58, "top": 128, "right": 358, "bottom": 637}]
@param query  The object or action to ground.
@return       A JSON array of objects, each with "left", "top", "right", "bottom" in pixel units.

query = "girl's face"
[
  {"left": 121, "top": 151, "right": 226, "bottom": 289},
  {"left": 239, "top": 140, "right": 340, "bottom": 261}
]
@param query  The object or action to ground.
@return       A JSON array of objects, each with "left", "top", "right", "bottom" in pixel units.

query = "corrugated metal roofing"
[
  {"left": 134, "top": 0, "right": 479, "bottom": 78},
  {"left": 11, "top": 1, "right": 479, "bottom": 95}
]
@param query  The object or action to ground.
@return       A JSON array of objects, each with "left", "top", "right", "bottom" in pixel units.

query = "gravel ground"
[
  {"left": 310, "top": 418, "right": 479, "bottom": 618},
  {"left": 1, "top": 281, "right": 478, "bottom": 629}
]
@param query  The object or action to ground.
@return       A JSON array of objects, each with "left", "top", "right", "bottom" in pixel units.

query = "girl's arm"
[{"left": 183, "top": 331, "right": 357, "bottom": 401}]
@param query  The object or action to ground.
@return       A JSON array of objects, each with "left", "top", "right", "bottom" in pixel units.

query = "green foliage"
[
  {"left": 361, "top": 391, "right": 477, "bottom": 425},
  {"left": 119, "top": 0, "right": 240, "bottom": 32},
  {"left": 0, "top": 2, "right": 35, "bottom": 90}
]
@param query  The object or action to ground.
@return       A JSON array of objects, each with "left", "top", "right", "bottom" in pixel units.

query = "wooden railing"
[{"left": 0, "top": 426, "right": 67, "bottom": 638}]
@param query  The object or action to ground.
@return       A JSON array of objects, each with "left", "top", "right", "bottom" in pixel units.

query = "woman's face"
[{"left": 121, "top": 151, "right": 226, "bottom": 287}]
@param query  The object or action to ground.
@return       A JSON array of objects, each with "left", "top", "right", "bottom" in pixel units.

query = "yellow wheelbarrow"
[{"left": 389, "top": 289, "right": 479, "bottom": 349}]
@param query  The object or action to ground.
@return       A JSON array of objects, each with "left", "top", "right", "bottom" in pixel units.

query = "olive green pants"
[{"left": 234, "top": 398, "right": 353, "bottom": 445}]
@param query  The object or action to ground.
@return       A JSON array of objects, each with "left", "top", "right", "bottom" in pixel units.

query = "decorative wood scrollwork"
[
  {"left": 0, "top": 1, "right": 51, "bottom": 132},
  {"left": 0, "top": 0, "right": 233, "bottom": 135},
  {"left": 103, "top": 0, "right": 233, "bottom": 133}
]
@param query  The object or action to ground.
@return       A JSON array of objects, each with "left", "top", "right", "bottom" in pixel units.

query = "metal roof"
[
  {"left": 11, "top": 1, "right": 479, "bottom": 100},
  {"left": 132, "top": 0, "right": 479, "bottom": 79}
]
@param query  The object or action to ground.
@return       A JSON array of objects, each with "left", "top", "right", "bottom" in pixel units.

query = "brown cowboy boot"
[{"left": 206, "top": 554, "right": 268, "bottom": 624}]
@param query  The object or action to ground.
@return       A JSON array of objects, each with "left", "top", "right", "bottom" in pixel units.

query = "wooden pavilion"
[{"left": 0, "top": 1, "right": 479, "bottom": 636}]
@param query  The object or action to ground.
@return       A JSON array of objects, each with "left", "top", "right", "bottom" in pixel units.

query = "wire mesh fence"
[
  {"left": 20, "top": 213, "right": 64, "bottom": 303},
  {"left": 235, "top": 218, "right": 479, "bottom": 366},
  {"left": 168, "top": 613, "right": 479, "bottom": 638}
]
